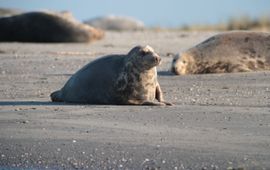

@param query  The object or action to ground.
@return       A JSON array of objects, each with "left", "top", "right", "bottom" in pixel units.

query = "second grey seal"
[{"left": 171, "top": 31, "right": 270, "bottom": 75}]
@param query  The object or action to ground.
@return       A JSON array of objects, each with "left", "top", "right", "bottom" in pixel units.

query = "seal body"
[
  {"left": 0, "top": 11, "right": 104, "bottom": 42},
  {"left": 51, "top": 45, "right": 172, "bottom": 106},
  {"left": 0, "top": 8, "right": 22, "bottom": 17},
  {"left": 84, "top": 15, "right": 144, "bottom": 31},
  {"left": 171, "top": 31, "right": 270, "bottom": 75}
]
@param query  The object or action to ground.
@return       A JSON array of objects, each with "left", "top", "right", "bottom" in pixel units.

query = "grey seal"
[
  {"left": 51, "top": 45, "right": 172, "bottom": 106},
  {"left": 84, "top": 15, "right": 144, "bottom": 31},
  {"left": 171, "top": 31, "right": 270, "bottom": 75},
  {"left": 0, "top": 11, "right": 104, "bottom": 42}
]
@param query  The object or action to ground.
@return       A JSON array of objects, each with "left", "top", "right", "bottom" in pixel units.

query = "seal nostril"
[
  {"left": 155, "top": 57, "right": 161, "bottom": 63},
  {"left": 171, "top": 67, "right": 177, "bottom": 73}
]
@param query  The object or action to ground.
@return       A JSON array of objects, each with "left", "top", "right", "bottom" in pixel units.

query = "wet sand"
[{"left": 0, "top": 31, "right": 270, "bottom": 169}]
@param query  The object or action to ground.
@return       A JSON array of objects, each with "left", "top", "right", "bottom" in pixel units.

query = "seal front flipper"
[
  {"left": 50, "top": 90, "right": 63, "bottom": 102},
  {"left": 155, "top": 83, "right": 173, "bottom": 106},
  {"left": 160, "top": 101, "right": 173, "bottom": 106},
  {"left": 141, "top": 101, "right": 166, "bottom": 106},
  {"left": 126, "top": 99, "right": 164, "bottom": 106}
]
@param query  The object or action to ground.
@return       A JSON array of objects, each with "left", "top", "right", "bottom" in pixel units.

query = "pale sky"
[{"left": 1, "top": 0, "right": 269, "bottom": 27}]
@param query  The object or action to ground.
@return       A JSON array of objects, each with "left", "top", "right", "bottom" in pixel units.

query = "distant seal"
[
  {"left": 84, "top": 15, "right": 144, "bottom": 31},
  {"left": 0, "top": 11, "right": 104, "bottom": 42},
  {"left": 51, "top": 45, "right": 172, "bottom": 106},
  {"left": 171, "top": 31, "right": 270, "bottom": 75},
  {"left": 0, "top": 8, "right": 22, "bottom": 17}
]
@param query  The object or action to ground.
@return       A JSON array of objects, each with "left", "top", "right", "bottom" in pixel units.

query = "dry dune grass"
[{"left": 180, "top": 15, "right": 270, "bottom": 31}]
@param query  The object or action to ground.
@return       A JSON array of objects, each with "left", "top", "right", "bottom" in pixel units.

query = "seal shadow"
[
  {"left": 0, "top": 101, "right": 70, "bottom": 106},
  {"left": 0, "top": 101, "right": 173, "bottom": 107},
  {"left": 157, "top": 71, "right": 175, "bottom": 76}
]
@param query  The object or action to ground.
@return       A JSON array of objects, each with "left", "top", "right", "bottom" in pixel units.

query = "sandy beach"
[{"left": 0, "top": 31, "right": 270, "bottom": 169}]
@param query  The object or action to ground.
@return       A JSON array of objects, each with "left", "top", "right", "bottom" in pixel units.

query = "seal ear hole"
[{"left": 182, "top": 60, "right": 186, "bottom": 64}]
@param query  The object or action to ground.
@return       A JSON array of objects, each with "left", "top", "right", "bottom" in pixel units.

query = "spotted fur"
[{"left": 171, "top": 31, "right": 270, "bottom": 75}]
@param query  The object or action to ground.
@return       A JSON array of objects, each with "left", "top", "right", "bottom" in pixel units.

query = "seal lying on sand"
[
  {"left": 51, "top": 45, "right": 172, "bottom": 106},
  {"left": 0, "top": 7, "right": 22, "bottom": 17},
  {"left": 0, "top": 11, "right": 104, "bottom": 42},
  {"left": 171, "top": 31, "right": 270, "bottom": 75},
  {"left": 84, "top": 15, "right": 144, "bottom": 31}
]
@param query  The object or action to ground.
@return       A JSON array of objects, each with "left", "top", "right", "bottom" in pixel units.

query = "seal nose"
[
  {"left": 171, "top": 66, "right": 177, "bottom": 74},
  {"left": 155, "top": 56, "right": 161, "bottom": 63}
]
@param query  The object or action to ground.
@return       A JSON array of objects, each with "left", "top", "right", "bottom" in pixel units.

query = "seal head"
[
  {"left": 171, "top": 53, "right": 195, "bottom": 75},
  {"left": 127, "top": 45, "right": 161, "bottom": 70}
]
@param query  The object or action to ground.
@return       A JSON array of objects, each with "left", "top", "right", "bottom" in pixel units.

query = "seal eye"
[{"left": 140, "top": 50, "right": 150, "bottom": 56}]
